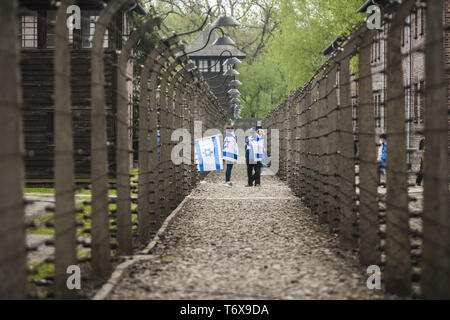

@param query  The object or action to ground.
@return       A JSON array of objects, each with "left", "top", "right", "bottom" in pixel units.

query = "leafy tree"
[
  {"left": 238, "top": 55, "right": 287, "bottom": 118},
  {"left": 143, "top": 0, "right": 279, "bottom": 59},
  {"left": 138, "top": 0, "right": 367, "bottom": 119},
  {"left": 267, "top": 0, "right": 365, "bottom": 91}
]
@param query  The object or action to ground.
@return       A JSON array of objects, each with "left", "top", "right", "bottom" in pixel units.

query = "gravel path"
[{"left": 109, "top": 165, "right": 395, "bottom": 300}]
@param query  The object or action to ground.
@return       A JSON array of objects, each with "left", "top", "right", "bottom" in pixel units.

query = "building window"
[
  {"left": 209, "top": 59, "right": 221, "bottom": 72},
  {"left": 46, "top": 10, "right": 57, "bottom": 48},
  {"left": 413, "top": 83, "right": 419, "bottom": 124},
  {"left": 414, "top": 11, "right": 418, "bottom": 39},
  {"left": 122, "top": 13, "right": 133, "bottom": 42},
  {"left": 371, "top": 39, "right": 374, "bottom": 63},
  {"left": 401, "top": 24, "right": 405, "bottom": 47},
  {"left": 420, "top": 8, "right": 425, "bottom": 36},
  {"left": 377, "top": 31, "right": 381, "bottom": 61},
  {"left": 82, "top": 11, "right": 109, "bottom": 48},
  {"left": 18, "top": 11, "right": 38, "bottom": 48},
  {"left": 412, "top": 81, "right": 425, "bottom": 125},
  {"left": 374, "top": 94, "right": 381, "bottom": 128},
  {"left": 374, "top": 32, "right": 379, "bottom": 62},
  {"left": 380, "top": 93, "right": 385, "bottom": 129},
  {"left": 419, "top": 80, "right": 424, "bottom": 124},
  {"left": 198, "top": 59, "right": 209, "bottom": 72},
  {"left": 46, "top": 10, "right": 76, "bottom": 48}
]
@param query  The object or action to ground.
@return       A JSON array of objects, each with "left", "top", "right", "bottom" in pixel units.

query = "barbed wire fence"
[
  {"left": 0, "top": 0, "right": 227, "bottom": 299},
  {"left": 263, "top": 0, "right": 449, "bottom": 299}
]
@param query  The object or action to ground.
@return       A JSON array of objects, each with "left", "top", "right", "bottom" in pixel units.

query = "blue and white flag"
[
  {"left": 247, "top": 135, "right": 265, "bottom": 162},
  {"left": 257, "top": 135, "right": 266, "bottom": 163},
  {"left": 195, "top": 135, "right": 223, "bottom": 172},
  {"left": 223, "top": 132, "right": 238, "bottom": 163}
]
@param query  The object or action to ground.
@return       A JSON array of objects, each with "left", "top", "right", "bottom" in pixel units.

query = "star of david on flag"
[{"left": 195, "top": 135, "right": 223, "bottom": 172}]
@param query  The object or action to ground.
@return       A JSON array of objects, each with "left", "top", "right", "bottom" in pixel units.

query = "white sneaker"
[{"left": 224, "top": 182, "right": 232, "bottom": 187}]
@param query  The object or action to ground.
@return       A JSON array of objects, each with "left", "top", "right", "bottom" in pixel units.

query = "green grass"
[
  {"left": 28, "top": 251, "right": 90, "bottom": 283},
  {"left": 29, "top": 201, "right": 138, "bottom": 236},
  {"left": 26, "top": 169, "right": 138, "bottom": 195},
  {"left": 25, "top": 187, "right": 116, "bottom": 196},
  {"left": 25, "top": 188, "right": 55, "bottom": 194},
  {"left": 29, "top": 214, "right": 55, "bottom": 235},
  {"left": 27, "top": 169, "right": 139, "bottom": 236},
  {"left": 28, "top": 262, "right": 54, "bottom": 282},
  {"left": 77, "top": 250, "right": 90, "bottom": 259},
  {"left": 26, "top": 169, "right": 139, "bottom": 288}
]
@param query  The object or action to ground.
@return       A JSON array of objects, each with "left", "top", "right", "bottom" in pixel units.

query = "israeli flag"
[
  {"left": 247, "top": 135, "right": 265, "bottom": 162},
  {"left": 195, "top": 135, "right": 223, "bottom": 172},
  {"left": 223, "top": 132, "right": 238, "bottom": 163},
  {"left": 257, "top": 136, "right": 266, "bottom": 162}
]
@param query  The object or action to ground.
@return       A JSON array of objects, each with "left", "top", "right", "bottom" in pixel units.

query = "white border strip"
[
  {"left": 91, "top": 196, "right": 190, "bottom": 300},
  {"left": 187, "top": 196, "right": 297, "bottom": 200}
]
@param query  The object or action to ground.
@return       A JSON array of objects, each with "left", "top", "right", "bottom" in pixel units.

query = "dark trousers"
[
  {"left": 416, "top": 159, "right": 423, "bottom": 186},
  {"left": 377, "top": 161, "right": 386, "bottom": 184},
  {"left": 225, "top": 163, "right": 233, "bottom": 182},
  {"left": 247, "top": 163, "right": 261, "bottom": 186}
]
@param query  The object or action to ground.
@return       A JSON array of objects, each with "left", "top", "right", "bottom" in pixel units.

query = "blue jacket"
[{"left": 381, "top": 141, "right": 387, "bottom": 166}]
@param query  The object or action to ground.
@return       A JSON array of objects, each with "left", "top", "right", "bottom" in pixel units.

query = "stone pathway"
[
  {"left": 108, "top": 165, "right": 396, "bottom": 300},
  {"left": 25, "top": 195, "right": 55, "bottom": 224},
  {"left": 24, "top": 196, "right": 55, "bottom": 264},
  {"left": 24, "top": 195, "right": 90, "bottom": 265}
]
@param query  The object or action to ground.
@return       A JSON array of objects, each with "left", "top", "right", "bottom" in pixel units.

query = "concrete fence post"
[
  {"left": 357, "top": 29, "right": 381, "bottom": 267},
  {"left": 116, "top": 18, "right": 161, "bottom": 255},
  {"left": 327, "top": 65, "right": 339, "bottom": 232},
  {"left": 0, "top": 0, "right": 26, "bottom": 300},
  {"left": 304, "top": 86, "right": 313, "bottom": 208},
  {"left": 421, "top": 0, "right": 450, "bottom": 299},
  {"left": 90, "top": 0, "right": 131, "bottom": 280},
  {"left": 318, "top": 72, "right": 328, "bottom": 224},
  {"left": 384, "top": 1, "right": 415, "bottom": 296},
  {"left": 337, "top": 54, "right": 357, "bottom": 250},
  {"left": 54, "top": 0, "right": 77, "bottom": 299},
  {"left": 138, "top": 37, "right": 179, "bottom": 243}
]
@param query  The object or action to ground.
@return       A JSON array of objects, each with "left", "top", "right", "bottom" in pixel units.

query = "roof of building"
[
  {"left": 19, "top": 0, "right": 147, "bottom": 14},
  {"left": 132, "top": 1, "right": 147, "bottom": 15},
  {"left": 125, "top": 0, "right": 146, "bottom": 15},
  {"left": 356, "top": 0, "right": 389, "bottom": 13},
  {"left": 321, "top": 37, "right": 343, "bottom": 56},
  {"left": 186, "top": 24, "right": 246, "bottom": 58}
]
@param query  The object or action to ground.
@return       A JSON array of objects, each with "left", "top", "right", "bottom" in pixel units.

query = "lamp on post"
[
  {"left": 228, "top": 79, "right": 242, "bottom": 87},
  {"left": 177, "top": 7, "right": 243, "bottom": 120},
  {"left": 212, "top": 36, "right": 235, "bottom": 46},
  {"left": 182, "top": 9, "right": 240, "bottom": 56},
  {"left": 223, "top": 69, "right": 240, "bottom": 77},
  {"left": 227, "top": 88, "right": 240, "bottom": 96},
  {"left": 224, "top": 57, "right": 242, "bottom": 67},
  {"left": 212, "top": 15, "right": 240, "bottom": 28}
]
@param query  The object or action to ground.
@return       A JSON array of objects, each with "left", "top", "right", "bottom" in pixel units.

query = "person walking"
[
  {"left": 257, "top": 129, "right": 267, "bottom": 171},
  {"left": 416, "top": 137, "right": 425, "bottom": 186},
  {"left": 223, "top": 125, "right": 238, "bottom": 187},
  {"left": 377, "top": 134, "right": 387, "bottom": 186},
  {"left": 245, "top": 128, "right": 262, "bottom": 187}
]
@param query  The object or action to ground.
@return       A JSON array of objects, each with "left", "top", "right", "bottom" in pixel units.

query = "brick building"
[
  {"left": 355, "top": 0, "right": 428, "bottom": 171},
  {"left": 321, "top": 0, "right": 449, "bottom": 172},
  {"left": 17, "top": 0, "right": 144, "bottom": 180},
  {"left": 186, "top": 24, "right": 246, "bottom": 120},
  {"left": 358, "top": 0, "right": 448, "bottom": 173}
]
